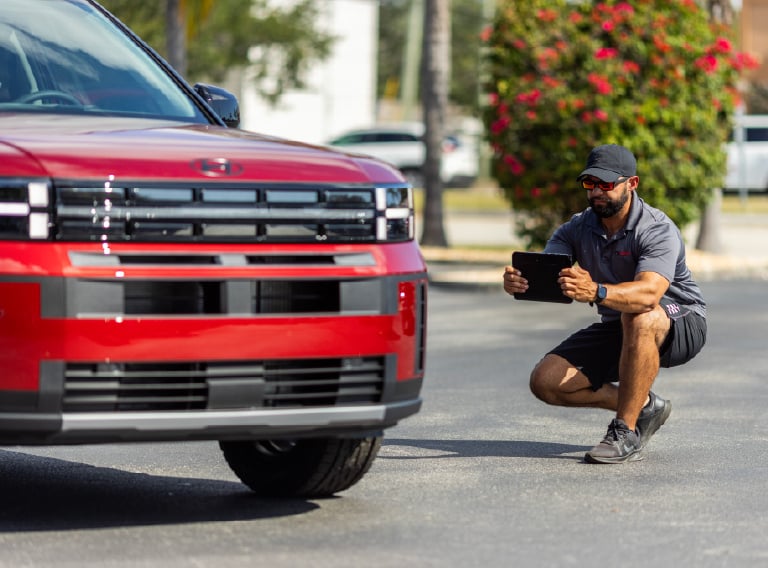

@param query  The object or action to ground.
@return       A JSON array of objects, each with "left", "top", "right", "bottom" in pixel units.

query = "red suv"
[{"left": 0, "top": 0, "right": 426, "bottom": 497}]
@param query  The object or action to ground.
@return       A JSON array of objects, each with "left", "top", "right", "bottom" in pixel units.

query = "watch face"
[{"left": 597, "top": 284, "right": 607, "bottom": 301}]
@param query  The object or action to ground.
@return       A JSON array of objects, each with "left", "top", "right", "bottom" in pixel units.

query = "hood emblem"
[{"left": 192, "top": 158, "right": 244, "bottom": 177}]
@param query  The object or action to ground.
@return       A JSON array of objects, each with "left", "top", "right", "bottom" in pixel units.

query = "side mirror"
[{"left": 194, "top": 83, "right": 240, "bottom": 128}]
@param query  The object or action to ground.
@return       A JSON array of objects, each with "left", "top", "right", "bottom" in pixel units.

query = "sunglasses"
[{"left": 581, "top": 177, "right": 627, "bottom": 191}]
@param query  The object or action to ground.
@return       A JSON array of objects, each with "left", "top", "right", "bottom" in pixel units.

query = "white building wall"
[{"left": 239, "top": 0, "right": 378, "bottom": 145}]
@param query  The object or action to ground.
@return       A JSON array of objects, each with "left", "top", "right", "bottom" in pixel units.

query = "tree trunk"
[
  {"left": 695, "top": 187, "right": 725, "bottom": 253},
  {"left": 696, "top": 0, "right": 733, "bottom": 252},
  {"left": 419, "top": 0, "right": 450, "bottom": 247},
  {"left": 166, "top": 0, "right": 187, "bottom": 76}
]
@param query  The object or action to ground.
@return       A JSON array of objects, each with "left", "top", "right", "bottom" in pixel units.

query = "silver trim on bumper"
[{"left": 61, "top": 404, "right": 389, "bottom": 433}]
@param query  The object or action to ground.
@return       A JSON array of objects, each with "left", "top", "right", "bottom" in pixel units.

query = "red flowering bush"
[{"left": 482, "top": 0, "right": 759, "bottom": 249}]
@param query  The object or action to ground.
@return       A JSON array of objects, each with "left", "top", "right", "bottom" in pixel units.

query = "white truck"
[{"left": 724, "top": 114, "right": 768, "bottom": 194}]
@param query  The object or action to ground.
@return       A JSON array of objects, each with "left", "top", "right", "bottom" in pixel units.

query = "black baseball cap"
[{"left": 577, "top": 144, "right": 637, "bottom": 183}]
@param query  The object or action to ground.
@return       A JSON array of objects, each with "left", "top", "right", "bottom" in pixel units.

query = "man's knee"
[
  {"left": 621, "top": 306, "right": 669, "bottom": 344},
  {"left": 529, "top": 355, "right": 564, "bottom": 405}
]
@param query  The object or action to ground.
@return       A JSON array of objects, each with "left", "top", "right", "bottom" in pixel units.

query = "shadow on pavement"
[
  {"left": 0, "top": 450, "right": 317, "bottom": 532},
  {"left": 381, "top": 438, "right": 589, "bottom": 461}
]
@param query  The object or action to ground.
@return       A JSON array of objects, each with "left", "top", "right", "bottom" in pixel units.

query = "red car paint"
[{"left": 0, "top": 1, "right": 426, "bottom": 463}]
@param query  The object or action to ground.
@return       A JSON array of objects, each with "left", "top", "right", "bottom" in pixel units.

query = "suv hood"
[{"left": 0, "top": 114, "right": 403, "bottom": 184}]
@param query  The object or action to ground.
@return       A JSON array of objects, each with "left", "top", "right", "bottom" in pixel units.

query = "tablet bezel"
[{"left": 511, "top": 251, "right": 573, "bottom": 304}]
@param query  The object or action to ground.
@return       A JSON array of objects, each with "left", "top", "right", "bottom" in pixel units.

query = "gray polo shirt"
[{"left": 544, "top": 192, "right": 706, "bottom": 321}]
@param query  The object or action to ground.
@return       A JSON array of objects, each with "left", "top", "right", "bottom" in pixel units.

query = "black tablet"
[{"left": 511, "top": 251, "right": 573, "bottom": 304}]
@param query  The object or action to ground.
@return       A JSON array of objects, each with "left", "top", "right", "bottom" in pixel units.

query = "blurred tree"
[
  {"left": 695, "top": 0, "right": 735, "bottom": 253},
  {"left": 99, "top": 0, "right": 334, "bottom": 103},
  {"left": 420, "top": 0, "right": 450, "bottom": 247},
  {"left": 378, "top": 0, "right": 485, "bottom": 114},
  {"left": 483, "top": 0, "right": 758, "bottom": 250}
]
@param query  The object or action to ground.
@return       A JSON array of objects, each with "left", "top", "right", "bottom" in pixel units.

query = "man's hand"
[
  {"left": 503, "top": 265, "right": 528, "bottom": 296},
  {"left": 558, "top": 265, "right": 597, "bottom": 303}
]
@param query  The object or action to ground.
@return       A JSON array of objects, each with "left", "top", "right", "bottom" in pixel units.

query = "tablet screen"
[{"left": 512, "top": 252, "right": 573, "bottom": 304}]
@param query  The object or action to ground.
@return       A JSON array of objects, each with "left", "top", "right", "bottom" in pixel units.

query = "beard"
[{"left": 589, "top": 187, "right": 630, "bottom": 218}]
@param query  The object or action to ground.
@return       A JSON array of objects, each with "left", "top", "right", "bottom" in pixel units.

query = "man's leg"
[
  {"left": 615, "top": 306, "right": 671, "bottom": 430},
  {"left": 584, "top": 307, "right": 672, "bottom": 464},
  {"left": 529, "top": 354, "right": 618, "bottom": 410}
]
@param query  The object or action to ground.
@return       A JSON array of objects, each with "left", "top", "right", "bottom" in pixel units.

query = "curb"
[{"left": 422, "top": 246, "right": 768, "bottom": 289}]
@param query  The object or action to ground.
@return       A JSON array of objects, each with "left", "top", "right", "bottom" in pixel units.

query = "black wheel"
[
  {"left": 219, "top": 435, "right": 382, "bottom": 498},
  {"left": 15, "top": 90, "right": 82, "bottom": 106}
]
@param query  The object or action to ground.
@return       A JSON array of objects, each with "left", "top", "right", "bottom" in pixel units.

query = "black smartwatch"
[{"left": 594, "top": 282, "right": 607, "bottom": 304}]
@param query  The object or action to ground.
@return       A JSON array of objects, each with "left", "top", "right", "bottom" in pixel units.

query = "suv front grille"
[
  {"left": 62, "top": 357, "right": 386, "bottom": 412},
  {"left": 46, "top": 182, "right": 413, "bottom": 243}
]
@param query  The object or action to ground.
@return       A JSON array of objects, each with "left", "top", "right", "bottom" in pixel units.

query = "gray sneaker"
[
  {"left": 636, "top": 391, "right": 671, "bottom": 449},
  {"left": 585, "top": 418, "right": 643, "bottom": 464}
]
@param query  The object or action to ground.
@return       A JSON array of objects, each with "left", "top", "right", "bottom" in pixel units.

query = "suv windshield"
[{"left": 0, "top": 0, "right": 208, "bottom": 122}]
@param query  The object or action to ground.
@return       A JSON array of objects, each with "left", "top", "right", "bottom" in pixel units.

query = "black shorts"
[{"left": 548, "top": 302, "right": 707, "bottom": 390}]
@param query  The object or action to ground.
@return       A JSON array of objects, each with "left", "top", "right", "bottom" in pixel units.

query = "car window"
[
  {"left": 373, "top": 133, "right": 420, "bottom": 143},
  {"left": 330, "top": 133, "right": 365, "bottom": 144},
  {"left": 745, "top": 127, "right": 768, "bottom": 142},
  {"left": 0, "top": 0, "right": 208, "bottom": 122}
]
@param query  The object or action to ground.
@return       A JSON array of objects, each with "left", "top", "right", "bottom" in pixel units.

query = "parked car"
[
  {"left": 0, "top": 0, "right": 426, "bottom": 497},
  {"left": 327, "top": 123, "right": 479, "bottom": 188},
  {"left": 724, "top": 114, "right": 768, "bottom": 193}
]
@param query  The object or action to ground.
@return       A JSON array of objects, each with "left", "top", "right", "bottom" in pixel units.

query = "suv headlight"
[
  {"left": 0, "top": 179, "right": 51, "bottom": 239},
  {"left": 376, "top": 186, "right": 414, "bottom": 241}
]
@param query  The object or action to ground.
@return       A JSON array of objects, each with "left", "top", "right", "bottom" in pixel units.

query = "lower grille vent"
[{"left": 63, "top": 357, "right": 386, "bottom": 412}]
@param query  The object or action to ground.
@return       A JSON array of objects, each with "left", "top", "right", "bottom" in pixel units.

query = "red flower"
[
  {"left": 480, "top": 25, "right": 493, "bottom": 43},
  {"left": 653, "top": 36, "right": 671, "bottom": 53},
  {"left": 516, "top": 89, "right": 542, "bottom": 106},
  {"left": 503, "top": 154, "right": 525, "bottom": 175},
  {"left": 713, "top": 37, "right": 732, "bottom": 54},
  {"left": 537, "top": 9, "right": 558, "bottom": 23},
  {"left": 595, "top": 47, "right": 619, "bottom": 60},
  {"left": 588, "top": 73, "right": 612, "bottom": 95},
  {"left": 602, "top": 20, "right": 615, "bottom": 32},
  {"left": 695, "top": 54, "right": 718, "bottom": 74},
  {"left": 622, "top": 60, "right": 640, "bottom": 74},
  {"left": 594, "top": 109, "right": 609, "bottom": 121},
  {"left": 491, "top": 117, "right": 510, "bottom": 134},
  {"left": 732, "top": 52, "right": 760, "bottom": 71}
]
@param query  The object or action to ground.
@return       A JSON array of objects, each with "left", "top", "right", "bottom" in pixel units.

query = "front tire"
[{"left": 220, "top": 436, "right": 382, "bottom": 498}]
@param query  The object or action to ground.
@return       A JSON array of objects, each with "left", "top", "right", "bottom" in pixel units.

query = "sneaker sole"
[{"left": 584, "top": 449, "right": 644, "bottom": 464}]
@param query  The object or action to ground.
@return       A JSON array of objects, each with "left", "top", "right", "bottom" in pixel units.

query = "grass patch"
[
  {"left": 416, "top": 186, "right": 768, "bottom": 215},
  {"left": 721, "top": 193, "right": 768, "bottom": 213},
  {"left": 414, "top": 186, "right": 508, "bottom": 213}
]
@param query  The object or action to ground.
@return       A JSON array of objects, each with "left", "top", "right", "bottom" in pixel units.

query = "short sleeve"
[{"left": 635, "top": 222, "right": 679, "bottom": 282}]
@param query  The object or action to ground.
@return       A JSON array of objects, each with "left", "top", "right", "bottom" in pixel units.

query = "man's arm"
[{"left": 558, "top": 266, "right": 669, "bottom": 313}]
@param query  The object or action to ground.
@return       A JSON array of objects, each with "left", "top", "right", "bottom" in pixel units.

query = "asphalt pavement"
[{"left": 423, "top": 208, "right": 768, "bottom": 287}]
